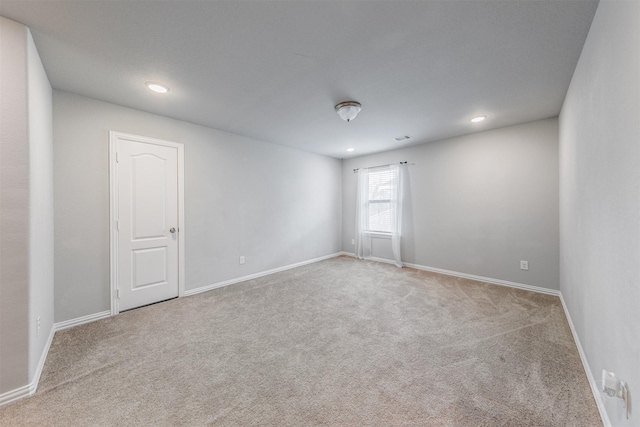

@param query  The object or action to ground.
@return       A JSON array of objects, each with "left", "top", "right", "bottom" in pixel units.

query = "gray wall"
[
  {"left": 343, "top": 118, "right": 560, "bottom": 290},
  {"left": 0, "top": 17, "right": 54, "bottom": 396},
  {"left": 0, "top": 16, "right": 30, "bottom": 395},
  {"left": 27, "top": 29, "right": 54, "bottom": 380},
  {"left": 559, "top": 1, "right": 639, "bottom": 425},
  {"left": 53, "top": 91, "right": 342, "bottom": 323}
]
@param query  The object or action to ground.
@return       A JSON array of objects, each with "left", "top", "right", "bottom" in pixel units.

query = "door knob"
[{"left": 170, "top": 227, "right": 176, "bottom": 233}]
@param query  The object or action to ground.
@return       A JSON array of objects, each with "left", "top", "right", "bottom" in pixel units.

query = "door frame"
[{"left": 109, "top": 131, "right": 185, "bottom": 315}]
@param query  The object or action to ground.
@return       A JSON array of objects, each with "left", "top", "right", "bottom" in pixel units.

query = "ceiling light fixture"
[
  {"left": 335, "top": 101, "right": 362, "bottom": 122},
  {"left": 146, "top": 82, "right": 170, "bottom": 94},
  {"left": 346, "top": 148, "right": 355, "bottom": 152},
  {"left": 470, "top": 115, "right": 486, "bottom": 123}
]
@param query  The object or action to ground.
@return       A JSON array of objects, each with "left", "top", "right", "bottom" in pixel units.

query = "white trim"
[
  {"left": 109, "top": 131, "right": 185, "bottom": 315},
  {"left": 369, "top": 256, "right": 397, "bottom": 265},
  {"left": 0, "top": 383, "right": 31, "bottom": 407},
  {"left": 403, "top": 262, "right": 560, "bottom": 296},
  {"left": 340, "top": 252, "right": 559, "bottom": 296},
  {"left": 0, "top": 325, "right": 54, "bottom": 407},
  {"left": 559, "top": 293, "right": 610, "bottom": 427},
  {"left": 185, "top": 253, "right": 342, "bottom": 296},
  {"left": 30, "top": 325, "right": 55, "bottom": 394},
  {"left": 365, "top": 231, "right": 391, "bottom": 238},
  {"left": 0, "top": 309, "right": 113, "bottom": 408},
  {"left": 176, "top": 142, "right": 185, "bottom": 298},
  {"left": 54, "top": 310, "right": 111, "bottom": 332},
  {"left": 109, "top": 134, "right": 118, "bottom": 315},
  {"left": 339, "top": 252, "right": 398, "bottom": 266}
]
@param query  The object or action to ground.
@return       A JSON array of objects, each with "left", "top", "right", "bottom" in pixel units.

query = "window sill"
[{"left": 364, "top": 231, "right": 391, "bottom": 238}]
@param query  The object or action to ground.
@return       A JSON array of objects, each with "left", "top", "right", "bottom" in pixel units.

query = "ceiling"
[{"left": 0, "top": 1, "right": 598, "bottom": 159}]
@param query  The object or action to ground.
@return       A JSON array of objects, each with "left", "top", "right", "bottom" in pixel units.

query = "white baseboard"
[
  {"left": 340, "top": 252, "right": 560, "bottom": 296},
  {"left": 559, "top": 293, "right": 610, "bottom": 427},
  {"left": 404, "top": 262, "right": 560, "bottom": 296},
  {"left": 0, "top": 325, "right": 55, "bottom": 407},
  {"left": 30, "top": 325, "right": 55, "bottom": 394},
  {"left": 54, "top": 310, "right": 111, "bottom": 332},
  {"left": 0, "top": 309, "right": 114, "bottom": 407},
  {"left": 0, "top": 383, "right": 31, "bottom": 407},
  {"left": 185, "top": 252, "right": 343, "bottom": 297},
  {"left": 339, "top": 252, "right": 398, "bottom": 265}
]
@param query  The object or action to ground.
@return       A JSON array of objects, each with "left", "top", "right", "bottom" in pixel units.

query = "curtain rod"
[{"left": 353, "top": 161, "right": 407, "bottom": 173}]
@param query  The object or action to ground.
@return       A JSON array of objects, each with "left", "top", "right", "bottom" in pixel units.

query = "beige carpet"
[{"left": 0, "top": 256, "right": 601, "bottom": 426}]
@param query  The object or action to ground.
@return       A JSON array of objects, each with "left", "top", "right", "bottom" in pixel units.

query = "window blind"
[{"left": 367, "top": 167, "right": 394, "bottom": 232}]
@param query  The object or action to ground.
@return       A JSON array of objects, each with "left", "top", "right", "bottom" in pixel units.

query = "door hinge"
[
  {"left": 116, "top": 289, "right": 120, "bottom": 299},
  {"left": 116, "top": 220, "right": 119, "bottom": 231},
  {"left": 115, "top": 152, "right": 119, "bottom": 163}
]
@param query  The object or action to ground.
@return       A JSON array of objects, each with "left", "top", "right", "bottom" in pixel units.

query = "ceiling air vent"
[{"left": 393, "top": 135, "right": 411, "bottom": 142}]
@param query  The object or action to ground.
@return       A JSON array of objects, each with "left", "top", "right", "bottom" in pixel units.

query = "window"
[
  {"left": 366, "top": 167, "right": 394, "bottom": 233},
  {"left": 355, "top": 163, "right": 405, "bottom": 266}
]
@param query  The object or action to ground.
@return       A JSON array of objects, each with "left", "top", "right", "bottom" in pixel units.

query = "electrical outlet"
[
  {"left": 520, "top": 260, "right": 529, "bottom": 270},
  {"left": 239, "top": 256, "right": 245, "bottom": 265},
  {"left": 351, "top": 239, "right": 355, "bottom": 245},
  {"left": 37, "top": 316, "right": 41, "bottom": 337},
  {"left": 603, "top": 370, "right": 619, "bottom": 397},
  {"left": 602, "top": 370, "right": 629, "bottom": 419}
]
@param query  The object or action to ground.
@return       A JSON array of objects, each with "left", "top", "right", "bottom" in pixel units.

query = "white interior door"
[{"left": 111, "top": 133, "right": 183, "bottom": 312}]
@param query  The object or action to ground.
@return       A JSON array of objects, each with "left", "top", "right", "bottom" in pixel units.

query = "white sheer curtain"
[
  {"left": 355, "top": 164, "right": 405, "bottom": 267},
  {"left": 355, "top": 168, "right": 371, "bottom": 259},
  {"left": 389, "top": 164, "right": 404, "bottom": 268}
]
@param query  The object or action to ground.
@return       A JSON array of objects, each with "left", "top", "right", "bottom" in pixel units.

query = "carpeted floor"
[{"left": 0, "top": 256, "right": 601, "bottom": 426}]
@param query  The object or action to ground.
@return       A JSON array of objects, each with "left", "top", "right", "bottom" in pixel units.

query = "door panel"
[
  {"left": 132, "top": 247, "right": 167, "bottom": 289},
  {"left": 117, "top": 138, "right": 179, "bottom": 311},
  {"left": 132, "top": 153, "right": 167, "bottom": 239}
]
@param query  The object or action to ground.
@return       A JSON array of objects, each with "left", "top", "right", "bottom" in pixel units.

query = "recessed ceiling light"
[
  {"left": 346, "top": 148, "right": 355, "bottom": 152},
  {"left": 146, "top": 82, "right": 170, "bottom": 94},
  {"left": 470, "top": 115, "right": 486, "bottom": 123}
]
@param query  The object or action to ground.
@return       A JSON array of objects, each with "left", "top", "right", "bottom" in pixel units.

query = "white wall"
[
  {"left": 0, "top": 15, "right": 30, "bottom": 395},
  {"left": 343, "top": 118, "right": 560, "bottom": 290},
  {"left": 53, "top": 91, "right": 342, "bottom": 323},
  {"left": 559, "top": 1, "right": 640, "bottom": 425},
  {"left": 27, "top": 28, "right": 54, "bottom": 381}
]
